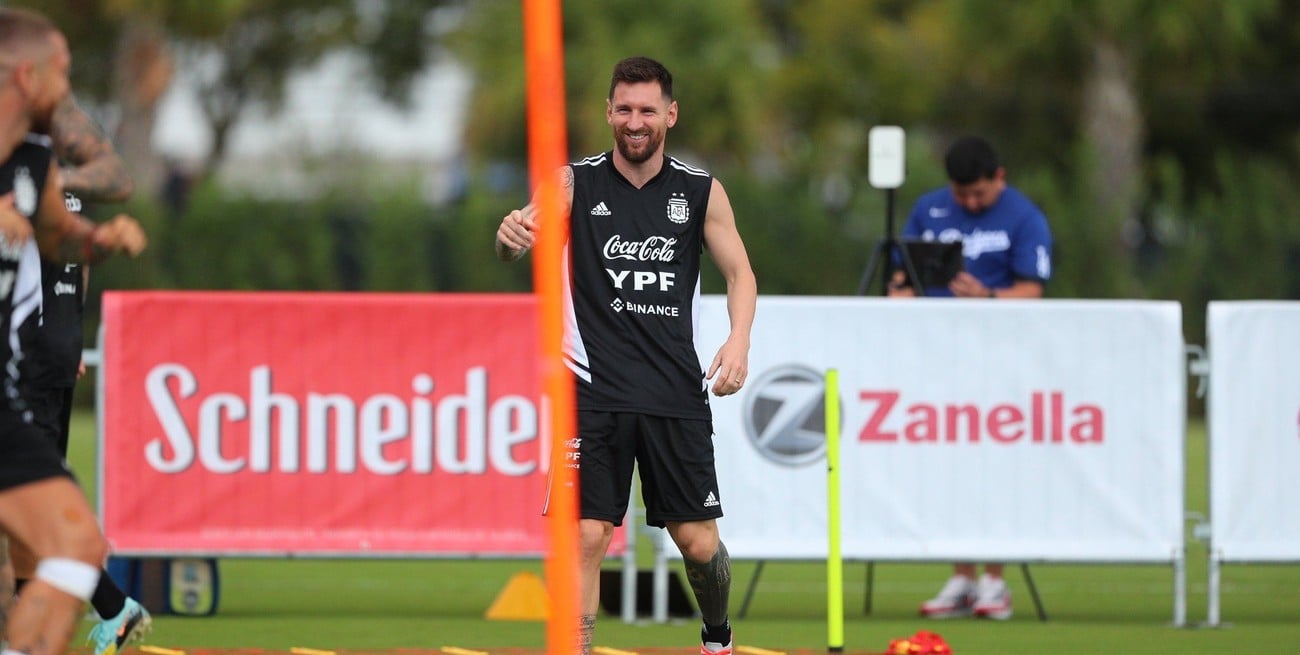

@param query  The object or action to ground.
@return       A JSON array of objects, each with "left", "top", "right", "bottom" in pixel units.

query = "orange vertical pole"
[{"left": 523, "top": 2, "right": 578, "bottom": 655}]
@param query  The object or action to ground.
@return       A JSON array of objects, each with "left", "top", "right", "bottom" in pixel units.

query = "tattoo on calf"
[{"left": 684, "top": 540, "right": 732, "bottom": 628}]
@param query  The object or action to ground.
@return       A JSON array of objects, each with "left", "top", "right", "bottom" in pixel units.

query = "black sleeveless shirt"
[
  {"left": 26, "top": 189, "right": 86, "bottom": 389},
  {"left": 0, "top": 136, "right": 53, "bottom": 416},
  {"left": 564, "top": 152, "right": 713, "bottom": 420}
]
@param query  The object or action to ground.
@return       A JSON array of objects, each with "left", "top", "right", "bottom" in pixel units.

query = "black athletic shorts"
[
  {"left": 0, "top": 407, "right": 74, "bottom": 493},
  {"left": 574, "top": 410, "right": 723, "bottom": 528},
  {"left": 25, "top": 385, "right": 74, "bottom": 456}
]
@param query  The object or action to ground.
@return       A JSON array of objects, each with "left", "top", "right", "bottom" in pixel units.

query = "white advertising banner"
[
  {"left": 1207, "top": 301, "right": 1300, "bottom": 562},
  {"left": 697, "top": 297, "right": 1185, "bottom": 562}
]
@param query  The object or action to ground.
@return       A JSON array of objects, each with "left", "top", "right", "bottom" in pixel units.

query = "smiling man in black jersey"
[
  {"left": 496, "top": 56, "right": 757, "bottom": 655},
  {"left": 0, "top": 9, "right": 147, "bottom": 655}
]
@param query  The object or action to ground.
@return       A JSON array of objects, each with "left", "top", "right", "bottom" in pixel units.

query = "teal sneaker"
[{"left": 88, "top": 598, "right": 152, "bottom": 655}]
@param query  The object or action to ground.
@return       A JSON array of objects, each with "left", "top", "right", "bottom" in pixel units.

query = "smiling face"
[{"left": 607, "top": 80, "right": 677, "bottom": 165}]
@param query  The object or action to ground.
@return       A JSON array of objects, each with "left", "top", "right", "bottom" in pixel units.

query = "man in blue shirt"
[
  {"left": 888, "top": 135, "right": 1052, "bottom": 299},
  {"left": 889, "top": 136, "right": 1053, "bottom": 620}
]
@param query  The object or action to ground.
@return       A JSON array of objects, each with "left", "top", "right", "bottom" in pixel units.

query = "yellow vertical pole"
[
  {"left": 523, "top": 2, "right": 578, "bottom": 655},
  {"left": 826, "top": 369, "right": 844, "bottom": 653}
]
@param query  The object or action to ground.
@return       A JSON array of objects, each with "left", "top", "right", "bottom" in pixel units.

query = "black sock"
[
  {"left": 90, "top": 570, "right": 128, "bottom": 619},
  {"left": 701, "top": 618, "right": 731, "bottom": 645}
]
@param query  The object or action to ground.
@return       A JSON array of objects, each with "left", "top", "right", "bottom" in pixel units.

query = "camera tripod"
[{"left": 856, "top": 187, "right": 926, "bottom": 296}]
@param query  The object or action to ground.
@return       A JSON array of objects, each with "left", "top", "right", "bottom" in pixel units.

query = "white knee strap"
[{"left": 35, "top": 557, "right": 99, "bottom": 601}]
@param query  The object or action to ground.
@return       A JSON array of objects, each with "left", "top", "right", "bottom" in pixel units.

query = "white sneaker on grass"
[
  {"left": 971, "top": 573, "right": 1013, "bottom": 620},
  {"left": 919, "top": 574, "right": 975, "bottom": 618}
]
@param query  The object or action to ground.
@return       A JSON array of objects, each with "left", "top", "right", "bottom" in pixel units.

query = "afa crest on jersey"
[
  {"left": 14, "top": 166, "right": 36, "bottom": 216},
  {"left": 667, "top": 192, "right": 689, "bottom": 224}
]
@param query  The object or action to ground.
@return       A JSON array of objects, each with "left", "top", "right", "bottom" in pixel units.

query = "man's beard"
[
  {"left": 31, "top": 104, "right": 55, "bottom": 135},
  {"left": 614, "top": 129, "right": 662, "bottom": 164}
]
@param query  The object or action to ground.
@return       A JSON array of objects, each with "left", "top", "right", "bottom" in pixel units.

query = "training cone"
[{"left": 485, "top": 571, "right": 550, "bottom": 621}]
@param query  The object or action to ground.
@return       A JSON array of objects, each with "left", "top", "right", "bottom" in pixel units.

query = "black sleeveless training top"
[
  {"left": 564, "top": 152, "right": 714, "bottom": 420},
  {"left": 0, "top": 136, "right": 52, "bottom": 416}
]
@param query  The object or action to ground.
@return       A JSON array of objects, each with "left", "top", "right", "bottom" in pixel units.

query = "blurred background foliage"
[{"left": 12, "top": 0, "right": 1300, "bottom": 379}]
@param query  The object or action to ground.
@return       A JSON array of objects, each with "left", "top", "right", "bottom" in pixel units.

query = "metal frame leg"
[
  {"left": 1019, "top": 564, "right": 1048, "bottom": 622},
  {"left": 1173, "top": 548, "right": 1186, "bottom": 627},
  {"left": 864, "top": 562, "right": 875, "bottom": 615},
  {"left": 1207, "top": 549, "right": 1221, "bottom": 627}
]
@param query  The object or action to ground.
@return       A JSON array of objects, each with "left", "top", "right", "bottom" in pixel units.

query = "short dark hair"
[
  {"left": 608, "top": 56, "right": 672, "bottom": 101},
  {"left": 944, "top": 136, "right": 1000, "bottom": 185},
  {"left": 0, "top": 7, "right": 58, "bottom": 61}
]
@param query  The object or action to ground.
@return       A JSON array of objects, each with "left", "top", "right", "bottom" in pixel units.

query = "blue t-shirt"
[{"left": 900, "top": 185, "right": 1053, "bottom": 297}]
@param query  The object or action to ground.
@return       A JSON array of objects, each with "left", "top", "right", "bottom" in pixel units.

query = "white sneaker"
[
  {"left": 701, "top": 638, "right": 733, "bottom": 655},
  {"left": 971, "top": 573, "right": 1013, "bottom": 620},
  {"left": 919, "top": 574, "right": 975, "bottom": 618}
]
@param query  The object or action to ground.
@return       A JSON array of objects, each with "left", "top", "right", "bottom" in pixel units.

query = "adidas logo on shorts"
[{"left": 703, "top": 491, "right": 720, "bottom": 508}]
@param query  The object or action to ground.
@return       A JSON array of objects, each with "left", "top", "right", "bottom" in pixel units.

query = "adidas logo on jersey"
[
  {"left": 703, "top": 491, "right": 720, "bottom": 508},
  {"left": 590, "top": 202, "right": 611, "bottom": 216}
]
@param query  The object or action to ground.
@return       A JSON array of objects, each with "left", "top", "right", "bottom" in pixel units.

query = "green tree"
[
  {"left": 929, "top": 0, "right": 1280, "bottom": 293},
  {"left": 30, "top": 0, "right": 1300, "bottom": 310},
  {"left": 757, "top": 0, "right": 1295, "bottom": 299},
  {"left": 453, "top": 0, "right": 779, "bottom": 172},
  {"left": 16, "top": 0, "right": 458, "bottom": 194}
]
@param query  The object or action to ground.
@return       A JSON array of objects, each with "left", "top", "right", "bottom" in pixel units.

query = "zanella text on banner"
[{"left": 858, "top": 389, "right": 1103, "bottom": 444}]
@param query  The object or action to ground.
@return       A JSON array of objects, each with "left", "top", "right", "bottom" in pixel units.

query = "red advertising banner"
[{"left": 99, "top": 291, "right": 616, "bottom": 557}]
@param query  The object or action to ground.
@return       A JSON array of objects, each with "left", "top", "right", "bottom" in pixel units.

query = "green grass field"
[{"left": 66, "top": 411, "right": 1299, "bottom": 655}]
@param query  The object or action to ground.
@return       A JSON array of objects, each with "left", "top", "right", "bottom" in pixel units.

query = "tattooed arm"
[
  {"left": 50, "top": 95, "right": 134, "bottom": 203},
  {"left": 36, "top": 162, "right": 146, "bottom": 265}
]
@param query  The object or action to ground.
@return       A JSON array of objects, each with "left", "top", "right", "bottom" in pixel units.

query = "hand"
[
  {"left": 706, "top": 337, "right": 749, "bottom": 397},
  {"left": 0, "top": 193, "right": 33, "bottom": 246},
  {"left": 496, "top": 204, "right": 538, "bottom": 255},
  {"left": 886, "top": 271, "right": 915, "bottom": 298},
  {"left": 95, "top": 214, "right": 148, "bottom": 257},
  {"left": 77, "top": 360, "right": 86, "bottom": 379},
  {"left": 948, "top": 271, "right": 990, "bottom": 298}
]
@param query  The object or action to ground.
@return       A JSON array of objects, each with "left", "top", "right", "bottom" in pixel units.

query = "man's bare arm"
[
  {"left": 495, "top": 166, "right": 574, "bottom": 261},
  {"left": 50, "top": 96, "right": 133, "bottom": 202},
  {"left": 0, "top": 534, "right": 12, "bottom": 640},
  {"left": 36, "top": 163, "right": 145, "bottom": 264},
  {"left": 702, "top": 178, "right": 757, "bottom": 397}
]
